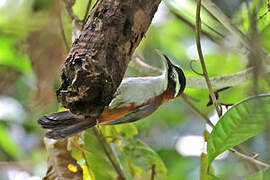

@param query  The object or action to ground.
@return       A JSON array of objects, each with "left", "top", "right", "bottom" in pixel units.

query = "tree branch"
[
  {"left": 195, "top": 0, "right": 221, "bottom": 116},
  {"left": 57, "top": 0, "right": 162, "bottom": 118}
]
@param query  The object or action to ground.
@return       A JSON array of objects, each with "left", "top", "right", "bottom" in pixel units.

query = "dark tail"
[{"left": 38, "top": 111, "right": 96, "bottom": 140}]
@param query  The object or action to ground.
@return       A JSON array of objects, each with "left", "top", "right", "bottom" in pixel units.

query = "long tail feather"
[
  {"left": 38, "top": 111, "right": 80, "bottom": 129},
  {"left": 45, "top": 120, "right": 96, "bottom": 140},
  {"left": 38, "top": 111, "right": 96, "bottom": 140}
]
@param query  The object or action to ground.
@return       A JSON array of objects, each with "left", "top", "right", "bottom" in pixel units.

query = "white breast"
[
  {"left": 108, "top": 54, "right": 169, "bottom": 110},
  {"left": 108, "top": 75, "right": 167, "bottom": 109}
]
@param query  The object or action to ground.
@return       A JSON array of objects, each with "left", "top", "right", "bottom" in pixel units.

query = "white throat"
[{"left": 172, "top": 68, "right": 180, "bottom": 97}]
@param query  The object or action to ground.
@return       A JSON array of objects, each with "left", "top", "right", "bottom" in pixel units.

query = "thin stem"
[
  {"left": 201, "top": 0, "right": 269, "bottom": 59},
  {"left": 63, "top": 0, "right": 80, "bottom": 22},
  {"left": 181, "top": 93, "right": 214, "bottom": 127},
  {"left": 196, "top": 0, "right": 221, "bottom": 116},
  {"left": 168, "top": 8, "right": 215, "bottom": 41},
  {"left": 81, "top": 0, "right": 92, "bottom": 30},
  {"left": 186, "top": 67, "right": 254, "bottom": 89},
  {"left": 151, "top": 164, "right": 156, "bottom": 180},
  {"left": 181, "top": 92, "right": 270, "bottom": 170},
  {"left": 190, "top": 60, "right": 204, "bottom": 76},
  {"left": 229, "top": 148, "right": 270, "bottom": 168},
  {"left": 92, "top": 127, "right": 126, "bottom": 180},
  {"left": 201, "top": 0, "right": 250, "bottom": 48},
  {"left": 129, "top": 53, "right": 270, "bottom": 90},
  {"left": 58, "top": 11, "right": 70, "bottom": 53},
  {"left": 129, "top": 54, "right": 163, "bottom": 76}
]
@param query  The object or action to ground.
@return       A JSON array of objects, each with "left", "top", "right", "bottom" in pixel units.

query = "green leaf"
[
  {"left": 119, "top": 139, "right": 167, "bottom": 180},
  {"left": 72, "top": 125, "right": 166, "bottom": 179},
  {"left": 207, "top": 94, "right": 270, "bottom": 165},
  {"left": 101, "top": 123, "right": 138, "bottom": 139},
  {"left": 0, "top": 123, "right": 23, "bottom": 159},
  {"left": 81, "top": 129, "right": 117, "bottom": 180},
  {"left": 245, "top": 168, "right": 270, "bottom": 180}
]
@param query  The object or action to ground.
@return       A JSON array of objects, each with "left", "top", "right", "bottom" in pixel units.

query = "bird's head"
[{"left": 159, "top": 52, "right": 186, "bottom": 98}]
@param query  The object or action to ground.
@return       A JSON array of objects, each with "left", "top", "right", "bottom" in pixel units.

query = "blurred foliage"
[
  {"left": 245, "top": 168, "right": 270, "bottom": 180},
  {"left": 0, "top": 0, "right": 269, "bottom": 179}
]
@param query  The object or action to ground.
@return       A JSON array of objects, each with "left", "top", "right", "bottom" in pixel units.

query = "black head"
[{"left": 163, "top": 54, "right": 186, "bottom": 97}]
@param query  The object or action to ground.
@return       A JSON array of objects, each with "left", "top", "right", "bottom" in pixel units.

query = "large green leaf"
[
  {"left": 72, "top": 124, "right": 167, "bottom": 180},
  {"left": 207, "top": 94, "right": 270, "bottom": 165},
  {"left": 81, "top": 128, "right": 117, "bottom": 180},
  {"left": 119, "top": 139, "right": 167, "bottom": 180},
  {"left": 245, "top": 168, "right": 270, "bottom": 180}
]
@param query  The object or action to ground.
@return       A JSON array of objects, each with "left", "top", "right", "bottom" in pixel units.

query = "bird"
[{"left": 39, "top": 52, "right": 186, "bottom": 139}]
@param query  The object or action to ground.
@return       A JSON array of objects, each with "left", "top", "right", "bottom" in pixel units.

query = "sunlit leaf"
[
  {"left": 207, "top": 94, "right": 270, "bottom": 165},
  {"left": 119, "top": 139, "right": 167, "bottom": 180},
  {"left": 44, "top": 138, "right": 83, "bottom": 180},
  {"left": 82, "top": 129, "right": 117, "bottom": 180},
  {"left": 101, "top": 124, "right": 138, "bottom": 139},
  {"left": 245, "top": 168, "right": 270, "bottom": 180}
]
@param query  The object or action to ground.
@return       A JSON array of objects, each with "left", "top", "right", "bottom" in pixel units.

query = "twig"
[
  {"left": 168, "top": 8, "right": 215, "bottom": 41},
  {"left": 63, "top": 0, "right": 81, "bottom": 23},
  {"left": 229, "top": 148, "right": 270, "bottom": 168},
  {"left": 62, "top": 0, "right": 82, "bottom": 43},
  {"left": 166, "top": 3, "right": 225, "bottom": 39},
  {"left": 151, "top": 164, "right": 156, "bottom": 180},
  {"left": 129, "top": 54, "right": 162, "bottom": 76},
  {"left": 81, "top": 0, "right": 92, "bottom": 30},
  {"left": 201, "top": 0, "right": 269, "bottom": 59},
  {"left": 196, "top": 0, "right": 222, "bottom": 116},
  {"left": 186, "top": 67, "right": 254, "bottom": 89},
  {"left": 190, "top": 60, "right": 204, "bottom": 76},
  {"left": 257, "top": 0, "right": 270, "bottom": 21},
  {"left": 129, "top": 54, "right": 270, "bottom": 90},
  {"left": 92, "top": 127, "right": 126, "bottom": 180},
  {"left": 181, "top": 93, "right": 214, "bottom": 127},
  {"left": 201, "top": 0, "right": 250, "bottom": 48},
  {"left": 58, "top": 11, "right": 70, "bottom": 53},
  {"left": 181, "top": 92, "right": 270, "bottom": 170}
]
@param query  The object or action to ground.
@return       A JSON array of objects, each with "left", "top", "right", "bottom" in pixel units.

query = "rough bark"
[{"left": 57, "top": 0, "right": 161, "bottom": 118}]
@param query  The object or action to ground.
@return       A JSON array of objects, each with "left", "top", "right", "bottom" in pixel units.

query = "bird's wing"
[
  {"left": 108, "top": 52, "right": 171, "bottom": 110},
  {"left": 101, "top": 102, "right": 159, "bottom": 125}
]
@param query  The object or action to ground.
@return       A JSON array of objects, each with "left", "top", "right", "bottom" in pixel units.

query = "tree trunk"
[{"left": 56, "top": 0, "right": 161, "bottom": 118}]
